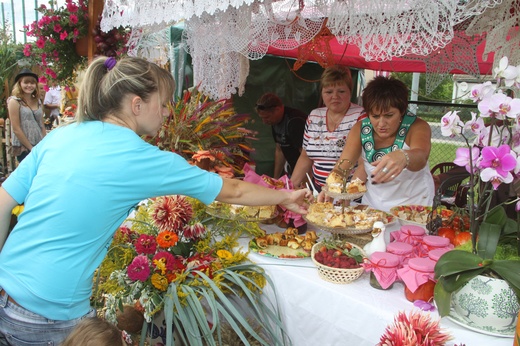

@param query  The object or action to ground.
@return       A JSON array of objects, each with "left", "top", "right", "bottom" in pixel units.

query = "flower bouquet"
[
  {"left": 149, "top": 88, "right": 257, "bottom": 176},
  {"left": 96, "top": 195, "right": 287, "bottom": 345},
  {"left": 23, "top": 0, "right": 89, "bottom": 87},
  {"left": 435, "top": 56, "right": 520, "bottom": 318}
]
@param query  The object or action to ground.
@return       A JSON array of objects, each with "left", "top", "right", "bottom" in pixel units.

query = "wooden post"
[{"left": 88, "top": 0, "right": 105, "bottom": 63}]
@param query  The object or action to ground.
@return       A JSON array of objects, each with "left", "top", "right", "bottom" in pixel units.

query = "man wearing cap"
[{"left": 255, "top": 93, "right": 308, "bottom": 178}]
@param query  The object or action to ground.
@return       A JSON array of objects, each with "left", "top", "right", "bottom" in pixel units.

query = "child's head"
[
  {"left": 12, "top": 69, "right": 39, "bottom": 99},
  {"left": 76, "top": 56, "right": 175, "bottom": 124},
  {"left": 362, "top": 76, "right": 409, "bottom": 116},
  {"left": 61, "top": 317, "right": 129, "bottom": 346}
]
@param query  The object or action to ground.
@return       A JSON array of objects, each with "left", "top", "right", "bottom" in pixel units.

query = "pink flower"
[
  {"left": 70, "top": 14, "right": 78, "bottom": 25},
  {"left": 135, "top": 234, "right": 157, "bottom": 254},
  {"left": 53, "top": 23, "right": 62, "bottom": 33},
  {"left": 479, "top": 145, "right": 517, "bottom": 177},
  {"left": 36, "top": 37, "right": 46, "bottom": 49},
  {"left": 66, "top": 2, "right": 79, "bottom": 13},
  {"left": 453, "top": 147, "right": 481, "bottom": 174},
  {"left": 127, "top": 255, "right": 150, "bottom": 282},
  {"left": 38, "top": 76, "right": 47, "bottom": 85},
  {"left": 60, "top": 31, "right": 68, "bottom": 40},
  {"left": 23, "top": 44, "right": 32, "bottom": 56}
]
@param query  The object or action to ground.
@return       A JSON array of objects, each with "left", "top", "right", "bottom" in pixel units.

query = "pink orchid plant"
[
  {"left": 440, "top": 56, "right": 520, "bottom": 230},
  {"left": 23, "top": 0, "right": 88, "bottom": 88},
  {"left": 434, "top": 56, "right": 520, "bottom": 317}
]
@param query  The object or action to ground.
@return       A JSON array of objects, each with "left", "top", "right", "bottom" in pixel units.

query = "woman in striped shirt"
[{"left": 291, "top": 66, "right": 365, "bottom": 191}]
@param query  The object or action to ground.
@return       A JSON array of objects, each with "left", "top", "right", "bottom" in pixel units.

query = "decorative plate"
[
  {"left": 447, "top": 307, "right": 515, "bottom": 338},
  {"left": 303, "top": 211, "right": 394, "bottom": 235},
  {"left": 248, "top": 240, "right": 311, "bottom": 259}
]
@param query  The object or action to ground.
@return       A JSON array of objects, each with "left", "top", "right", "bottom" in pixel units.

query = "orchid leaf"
[
  {"left": 439, "top": 267, "right": 486, "bottom": 292},
  {"left": 477, "top": 221, "right": 501, "bottom": 259},
  {"left": 434, "top": 277, "right": 452, "bottom": 317},
  {"left": 489, "top": 260, "right": 520, "bottom": 297},
  {"left": 434, "top": 250, "right": 483, "bottom": 278}
]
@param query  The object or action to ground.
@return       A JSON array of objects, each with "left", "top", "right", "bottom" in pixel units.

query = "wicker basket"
[{"left": 311, "top": 242, "right": 366, "bottom": 284}]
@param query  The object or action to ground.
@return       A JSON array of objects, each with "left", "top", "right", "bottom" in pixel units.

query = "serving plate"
[
  {"left": 249, "top": 241, "right": 311, "bottom": 259},
  {"left": 303, "top": 204, "right": 395, "bottom": 235}
]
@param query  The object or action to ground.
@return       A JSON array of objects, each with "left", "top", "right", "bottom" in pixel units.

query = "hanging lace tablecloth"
[{"left": 101, "top": 0, "right": 513, "bottom": 100}]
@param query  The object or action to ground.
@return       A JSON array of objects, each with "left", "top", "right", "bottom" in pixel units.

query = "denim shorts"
[{"left": 0, "top": 287, "right": 96, "bottom": 346}]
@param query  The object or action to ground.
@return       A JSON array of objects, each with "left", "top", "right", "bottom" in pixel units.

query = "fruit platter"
[
  {"left": 389, "top": 205, "right": 455, "bottom": 228},
  {"left": 206, "top": 201, "right": 278, "bottom": 222},
  {"left": 249, "top": 228, "right": 319, "bottom": 259},
  {"left": 303, "top": 202, "right": 395, "bottom": 235},
  {"left": 311, "top": 240, "right": 366, "bottom": 284}
]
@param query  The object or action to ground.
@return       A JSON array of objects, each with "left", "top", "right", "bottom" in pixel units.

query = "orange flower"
[{"left": 156, "top": 231, "right": 178, "bottom": 248}]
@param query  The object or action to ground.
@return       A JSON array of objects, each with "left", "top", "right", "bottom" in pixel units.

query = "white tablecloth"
[{"left": 237, "top": 223, "right": 512, "bottom": 346}]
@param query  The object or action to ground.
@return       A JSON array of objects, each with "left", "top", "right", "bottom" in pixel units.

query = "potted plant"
[
  {"left": 22, "top": 0, "right": 89, "bottom": 87},
  {"left": 434, "top": 56, "right": 520, "bottom": 331}
]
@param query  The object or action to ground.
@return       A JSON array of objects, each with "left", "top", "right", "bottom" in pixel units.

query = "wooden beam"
[{"left": 88, "top": 0, "right": 104, "bottom": 63}]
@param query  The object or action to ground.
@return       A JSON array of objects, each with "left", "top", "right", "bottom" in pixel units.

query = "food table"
[{"left": 237, "top": 223, "right": 512, "bottom": 346}]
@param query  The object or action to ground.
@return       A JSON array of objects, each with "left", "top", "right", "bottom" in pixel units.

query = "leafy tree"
[
  {"left": 392, "top": 72, "right": 454, "bottom": 102},
  {"left": 0, "top": 26, "right": 25, "bottom": 119}
]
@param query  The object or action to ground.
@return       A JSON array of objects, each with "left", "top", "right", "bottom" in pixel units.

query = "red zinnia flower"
[
  {"left": 152, "top": 251, "right": 175, "bottom": 271},
  {"left": 135, "top": 234, "right": 157, "bottom": 254}
]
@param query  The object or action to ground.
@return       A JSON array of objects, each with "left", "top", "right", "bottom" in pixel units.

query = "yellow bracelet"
[{"left": 398, "top": 149, "right": 409, "bottom": 168}]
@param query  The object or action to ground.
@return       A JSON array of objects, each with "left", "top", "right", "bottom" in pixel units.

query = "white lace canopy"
[{"left": 101, "top": 0, "right": 517, "bottom": 100}]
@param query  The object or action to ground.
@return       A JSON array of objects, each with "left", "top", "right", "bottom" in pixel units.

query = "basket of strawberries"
[{"left": 311, "top": 240, "right": 366, "bottom": 284}]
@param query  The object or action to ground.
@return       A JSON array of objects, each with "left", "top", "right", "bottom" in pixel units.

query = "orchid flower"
[
  {"left": 440, "top": 111, "right": 464, "bottom": 137},
  {"left": 469, "top": 81, "right": 496, "bottom": 102},
  {"left": 479, "top": 92, "right": 520, "bottom": 119},
  {"left": 479, "top": 145, "right": 517, "bottom": 176},
  {"left": 454, "top": 147, "right": 481, "bottom": 174},
  {"left": 480, "top": 167, "right": 514, "bottom": 190},
  {"left": 464, "top": 111, "right": 485, "bottom": 136},
  {"left": 494, "top": 56, "right": 519, "bottom": 87}
]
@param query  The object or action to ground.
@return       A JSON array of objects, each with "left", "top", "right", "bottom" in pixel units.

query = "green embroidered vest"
[{"left": 361, "top": 110, "right": 416, "bottom": 163}]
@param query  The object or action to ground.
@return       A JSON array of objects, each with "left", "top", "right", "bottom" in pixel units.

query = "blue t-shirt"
[{"left": 0, "top": 121, "right": 223, "bottom": 320}]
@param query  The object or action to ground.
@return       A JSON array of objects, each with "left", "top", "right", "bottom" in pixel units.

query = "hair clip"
[
  {"left": 104, "top": 57, "right": 117, "bottom": 71},
  {"left": 122, "top": 330, "right": 132, "bottom": 345}
]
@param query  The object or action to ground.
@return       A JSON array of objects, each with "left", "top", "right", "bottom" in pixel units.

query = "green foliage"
[
  {"left": 392, "top": 72, "right": 454, "bottom": 102},
  {"left": 0, "top": 39, "right": 24, "bottom": 118}
]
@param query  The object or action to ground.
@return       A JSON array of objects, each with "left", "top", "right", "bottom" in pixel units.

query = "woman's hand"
[
  {"left": 370, "top": 149, "right": 408, "bottom": 184},
  {"left": 280, "top": 188, "right": 314, "bottom": 214}
]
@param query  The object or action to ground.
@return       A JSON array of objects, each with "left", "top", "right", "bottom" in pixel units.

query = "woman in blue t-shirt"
[{"left": 0, "top": 56, "right": 312, "bottom": 345}]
